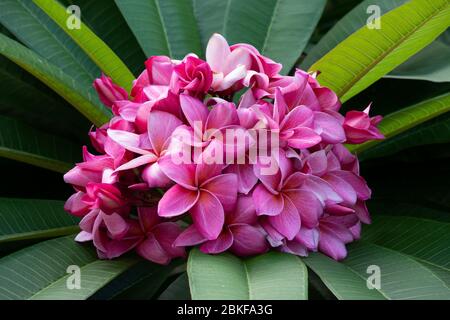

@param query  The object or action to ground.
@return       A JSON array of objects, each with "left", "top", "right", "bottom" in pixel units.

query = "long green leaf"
[
  {"left": 0, "top": 0, "right": 98, "bottom": 86},
  {"left": 361, "top": 111, "right": 450, "bottom": 160},
  {"left": 385, "top": 31, "right": 450, "bottom": 82},
  {"left": 301, "top": 0, "right": 407, "bottom": 69},
  {"left": 30, "top": 258, "right": 138, "bottom": 300},
  {"left": 188, "top": 249, "right": 307, "bottom": 300},
  {"left": 348, "top": 92, "right": 450, "bottom": 154},
  {"left": 345, "top": 242, "right": 449, "bottom": 299},
  {"left": 304, "top": 253, "right": 385, "bottom": 300},
  {"left": 33, "top": 0, "right": 135, "bottom": 92},
  {"left": 194, "top": 0, "right": 326, "bottom": 73},
  {"left": 60, "top": 0, "right": 146, "bottom": 76},
  {"left": 115, "top": 0, "right": 202, "bottom": 59},
  {"left": 310, "top": 0, "right": 450, "bottom": 102},
  {"left": 0, "top": 198, "right": 79, "bottom": 244},
  {"left": 363, "top": 215, "right": 450, "bottom": 286},
  {"left": 306, "top": 242, "right": 450, "bottom": 300},
  {"left": 158, "top": 273, "right": 190, "bottom": 300},
  {"left": 0, "top": 235, "right": 139, "bottom": 300},
  {"left": 0, "top": 33, "right": 111, "bottom": 126},
  {"left": 0, "top": 115, "right": 80, "bottom": 172}
]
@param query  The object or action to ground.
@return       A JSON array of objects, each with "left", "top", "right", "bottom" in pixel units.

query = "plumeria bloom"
[
  {"left": 172, "top": 55, "right": 213, "bottom": 96},
  {"left": 344, "top": 105, "right": 384, "bottom": 144},
  {"left": 158, "top": 158, "right": 238, "bottom": 240},
  {"left": 253, "top": 152, "right": 337, "bottom": 240},
  {"left": 175, "top": 195, "right": 268, "bottom": 256},
  {"left": 206, "top": 33, "right": 251, "bottom": 91},
  {"left": 135, "top": 207, "right": 186, "bottom": 264},
  {"left": 93, "top": 74, "right": 128, "bottom": 107},
  {"left": 65, "top": 33, "right": 384, "bottom": 264}
]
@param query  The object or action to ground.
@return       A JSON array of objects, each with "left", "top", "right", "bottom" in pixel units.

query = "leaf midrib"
[
  {"left": 0, "top": 225, "right": 80, "bottom": 243},
  {"left": 321, "top": 1, "right": 446, "bottom": 100}
]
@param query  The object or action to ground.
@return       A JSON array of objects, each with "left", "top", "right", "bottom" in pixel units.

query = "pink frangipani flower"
[{"left": 65, "top": 33, "right": 384, "bottom": 264}]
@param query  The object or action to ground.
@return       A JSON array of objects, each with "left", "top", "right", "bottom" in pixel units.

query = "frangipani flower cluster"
[{"left": 64, "top": 34, "right": 384, "bottom": 265}]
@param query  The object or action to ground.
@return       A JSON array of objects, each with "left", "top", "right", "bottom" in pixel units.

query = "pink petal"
[
  {"left": 318, "top": 231, "right": 347, "bottom": 261},
  {"left": 224, "top": 47, "right": 251, "bottom": 74},
  {"left": 206, "top": 102, "right": 239, "bottom": 130},
  {"left": 148, "top": 111, "right": 182, "bottom": 153},
  {"left": 174, "top": 225, "right": 207, "bottom": 247},
  {"left": 253, "top": 184, "right": 284, "bottom": 216},
  {"left": 200, "top": 228, "right": 234, "bottom": 254},
  {"left": 142, "top": 162, "right": 172, "bottom": 188},
  {"left": 332, "top": 171, "right": 371, "bottom": 200},
  {"left": 206, "top": 33, "right": 230, "bottom": 72},
  {"left": 115, "top": 153, "right": 157, "bottom": 171},
  {"left": 354, "top": 200, "right": 371, "bottom": 224},
  {"left": 323, "top": 173, "right": 357, "bottom": 205},
  {"left": 229, "top": 224, "right": 268, "bottom": 256},
  {"left": 180, "top": 94, "right": 209, "bottom": 130},
  {"left": 287, "top": 127, "right": 322, "bottom": 149},
  {"left": 191, "top": 190, "right": 225, "bottom": 240},
  {"left": 281, "top": 105, "right": 314, "bottom": 130},
  {"left": 152, "top": 222, "right": 186, "bottom": 258},
  {"left": 268, "top": 195, "right": 301, "bottom": 240},
  {"left": 138, "top": 207, "right": 160, "bottom": 231},
  {"left": 158, "top": 156, "right": 196, "bottom": 189},
  {"left": 107, "top": 129, "right": 148, "bottom": 155},
  {"left": 158, "top": 185, "right": 199, "bottom": 217},
  {"left": 201, "top": 173, "right": 238, "bottom": 212},
  {"left": 314, "top": 111, "right": 346, "bottom": 144},
  {"left": 136, "top": 234, "right": 171, "bottom": 265},
  {"left": 218, "top": 65, "right": 247, "bottom": 91},
  {"left": 285, "top": 190, "right": 322, "bottom": 228},
  {"left": 224, "top": 163, "right": 258, "bottom": 195},
  {"left": 227, "top": 194, "right": 257, "bottom": 225},
  {"left": 295, "top": 227, "right": 319, "bottom": 251},
  {"left": 101, "top": 212, "right": 129, "bottom": 239},
  {"left": 75, "top": 231, "right": 93, "bottom": 242}
]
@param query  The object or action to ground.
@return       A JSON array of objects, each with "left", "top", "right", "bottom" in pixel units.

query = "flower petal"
[
  {"left": 200, "top": 228, "right": 234, "bottom": 254},
  {"left": 253, "top": 184, "right": 284, "bottom": 216},
  {"left": 268, "top": 195, "right": 300, "bottom": 240},
  {"left": 158, "top": 185, "right": 199, "bottom": 217},
  {"left": 191, "top": 190, "right": 225, "bottom": 240}
]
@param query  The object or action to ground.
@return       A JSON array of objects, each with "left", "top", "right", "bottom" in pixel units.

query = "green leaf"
[
  {"left": 193, "top": 0, "right": 327, "bottom": 73},
  {"left": 386, "top": 31, "right": 450, "bottom": 82},
  {"left": 60, "top": 0, "right": 146, "bottom": 76},
  {"left": 30, "top": 258, "right": 138, "bottom": 300},
  {"left": 33, "top": 0, "right": 135, "bottom": 92},
  {"left": 345, "top": 242, "right": 449, "bottom": 299},
  {"left": 363, "top": 215, "right": 450, "bottom": 286},
  {"left": 0, "top": 198, "right": 79, "bottom": 244},
  {"left": 301, "top": 0, "right": 407, "bottom": 69},
  {"left": 306, "top": 242, "right": 450, "bottom": 300},
  {"left": 0, "top": 115, "right": 80, "bottom": 172},
  {"left": 348, "top": 92, "right": 450, "bottom": 154},
  {"left": 110, "top": 259, "right": 184, "bottom": 299},
  {"left": 158, "top": 273, "right": 191, "bottom": 300},
  {"left": 304, "top": 253, "right": 385, "bottom": 300},
  {"left": 90, "top": 260, "right": 180, "bottom": 300},
  {"left": 309, "top": 0, "right": 450, "bottom": 102},
  {"left": 0, "top": 235, "right": 139, "bottom": 300},
  {"left": 188, "top": 249, "right": 307, "bottom": 300},
  {"left": 0, "top": 33, "right": 111, "bottom": 126},
  {"left": 360, "top": 111, "right": 450, "bottom": 160},
  {"left": 115, "top": 0, "right": 202, "bottom": 59},
  {"left": 0, "top": 0, "right": 99, "bottom": 86}
]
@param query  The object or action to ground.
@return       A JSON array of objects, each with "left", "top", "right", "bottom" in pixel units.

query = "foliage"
[{"left": 0, "top": 0, "right": 449, "bottom": 300}]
